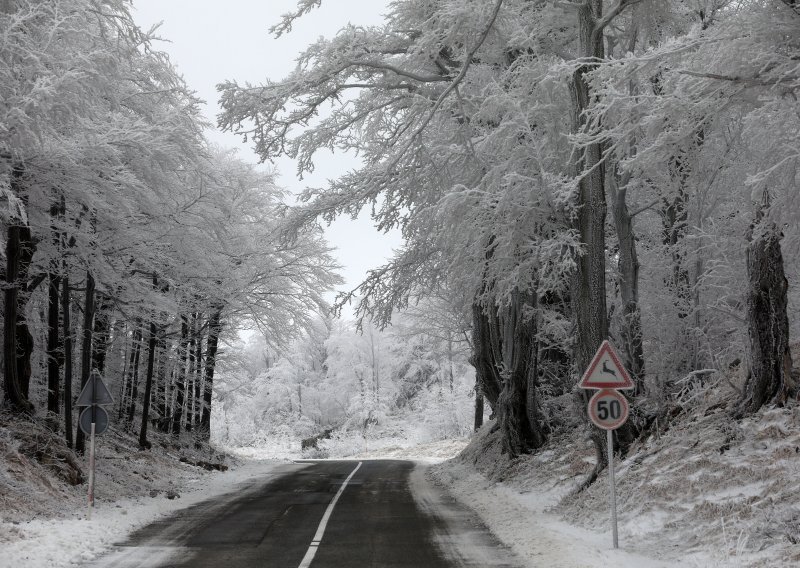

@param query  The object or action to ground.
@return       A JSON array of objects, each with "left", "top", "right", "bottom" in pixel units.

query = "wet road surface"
[{"left": 87, "top": 460, "right": 522, "bottom": 567}]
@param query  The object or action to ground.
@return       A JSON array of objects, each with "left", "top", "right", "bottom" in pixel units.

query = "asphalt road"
[{"left": 89, "top": 460, "right": 522, "bottom": 567}]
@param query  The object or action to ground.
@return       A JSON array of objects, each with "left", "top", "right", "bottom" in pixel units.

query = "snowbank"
[
  {"left": 431, "top": 385, "right": 800, "bottom": 567},
  {"left": 0, "top": 416, "right": 288, "bottom": 568}
]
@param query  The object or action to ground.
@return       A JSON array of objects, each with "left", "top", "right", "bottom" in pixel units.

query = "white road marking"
[{"left": 297, "top": 461, "right": 363, "bottom": 568}]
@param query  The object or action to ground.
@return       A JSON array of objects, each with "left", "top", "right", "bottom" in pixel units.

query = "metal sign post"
[
  {"left": 579, "top": 341, "right": 633, "bottom": 550},
  {"left": 607, "top": 429, "right": 618, "bottom": 549},
  {"left": 76, "top": 370, "right": 114, "bottom": 519}
]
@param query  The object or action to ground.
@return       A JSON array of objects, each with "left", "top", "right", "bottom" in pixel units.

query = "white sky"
[{"left": 130, "top": 0, "right": 402, "bottom": 317}]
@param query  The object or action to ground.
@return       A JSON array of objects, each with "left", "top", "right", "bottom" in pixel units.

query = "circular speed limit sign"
[{"left": 588, "top": 389, "right": 629, "bottom": 430}]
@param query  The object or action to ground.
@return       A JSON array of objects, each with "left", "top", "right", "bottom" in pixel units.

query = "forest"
[
  {"left": 216, "top": 0, "right": 800, "bottom": 476},
  {"left": 2, "top": 0, "right": 799, "bottom": 505}
]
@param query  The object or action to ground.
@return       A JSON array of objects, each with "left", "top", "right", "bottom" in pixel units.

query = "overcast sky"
[{"left": 131, "top": 0, "right": 402, "bottom": 318}]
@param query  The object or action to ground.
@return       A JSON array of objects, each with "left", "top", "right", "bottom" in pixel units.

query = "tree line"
[
  {"left": 0, "top": 0, "right": 339, "bottom": 451},
  {"left": 218, "top": 0, "right": 799, "bottom": 476}
]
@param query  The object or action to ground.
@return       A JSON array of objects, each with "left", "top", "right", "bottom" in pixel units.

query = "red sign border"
[
  {"left": 578, "top": 340, "right": 634, "bottom": 389},
  {"left": 588, "top": 389, "right": 629, "bottom": 430}
]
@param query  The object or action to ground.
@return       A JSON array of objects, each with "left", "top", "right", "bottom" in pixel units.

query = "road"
[{"left": 89, "top": 460, "right": 522, "bottom": 567}]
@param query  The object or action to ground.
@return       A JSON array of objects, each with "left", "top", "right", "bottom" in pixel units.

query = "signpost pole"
[
  {"left": 607, "top": 428, "right": 618, "bottom": 549},
  {"left": 88, "top": 420, "right": 96, "bottom": 519}
]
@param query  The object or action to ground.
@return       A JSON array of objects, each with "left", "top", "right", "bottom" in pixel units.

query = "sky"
[{"left": 130, "top": 0, "right": 402, "bottom": 318}]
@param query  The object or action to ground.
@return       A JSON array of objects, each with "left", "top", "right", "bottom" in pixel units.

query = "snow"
[
  {"left": 427, "top": 386, "right": 800, "bottom": 568},
  {"left": 4, "top": 381, "right": 800, "bottom": 568},
  {"left": 0, "top": 415, "right": 294, "bottom": 568},
  {"left": 1, "top": 459, "right": 292, "bottom": 568}
]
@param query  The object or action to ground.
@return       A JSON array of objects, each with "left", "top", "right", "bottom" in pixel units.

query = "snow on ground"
[
  {"left": 5, "top": 378, "right": 800, "bottom": 568},
  {"left": 429, "top": 379, "right": 800, "bottom": 568},
  {"left": 0, "top": 416, "right": 290, "bottom": 568}
]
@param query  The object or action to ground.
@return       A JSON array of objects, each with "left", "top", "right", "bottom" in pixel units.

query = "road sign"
[
  {"left": 79, "top": 405, "right": 109, "bottom": 435},
  {"left": 588, "top": 388, "right": 629, "bottom": 430},
  {"left": 578, "top": 340, "right": 634, "bottom": 390},
  {"left": 76, "top": 370, "right": 114, "bottom": 406}
]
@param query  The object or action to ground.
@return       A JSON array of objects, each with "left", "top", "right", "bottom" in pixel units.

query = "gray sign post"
[
  {"left": 76, "top": 370, "right": 114, "bottom": 519},
  {"left": 578, "top": 341, "right": 634, "bottom": 549}
]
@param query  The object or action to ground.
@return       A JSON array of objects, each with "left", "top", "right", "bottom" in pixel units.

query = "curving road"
[{"left": 88, "top": 460, "right": 522, "bottom": 567}]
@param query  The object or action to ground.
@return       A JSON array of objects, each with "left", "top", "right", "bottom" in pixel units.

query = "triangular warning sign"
[
  {"left": 76, "top": 371, "right": 115, "bottom": 406},
  {"left": 578, "top": 340, "right": 634, "bottom": 389}
]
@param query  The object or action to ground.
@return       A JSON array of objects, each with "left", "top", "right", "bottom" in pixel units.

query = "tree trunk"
[
  {"left": 156, "top": 333, "right": 170, "bottom": 432},
  {"left": 469, "top": 300, "right": 502, "bottom": 408},
  {"left": 46, "top": 202, "right": 63, "bottom": 424},
  {"left": 738, "top": 198, "right": 795, "bottom": 415},
  {"left": 489, "top": 291, "right": 548, "bottom": 458},
  {"left": 474, "top": 381, "right": 484, "bottom": 431},
  {"left": 171, "top": 315, "right": 190, "bottom": 437},
  {"left": 138, "top": 319, "right": 158, "bottom": 450},
  {"left": 3, "top": 164, "right": 35, "bottom": 414},
  {"left": 568, "top": 1, "right": 642, "bottom": 479},
  {"left": 125, "top": 321, "right": 143, "bottom": 426},
  {"left": 569, "top": 0, "right": 608, "bottom": 376},
  {"left": 609, "top": 167, "right": 645, "bottom": 392},
  {"left": 91, "top": 296, "right": 111, "bottom": 374},
  {"left": 75, "top": 271, "right": 96, "bottom": 454},
  {"left": 199, "top": 307, "right": 223, "bottom": 441},
  {"left": 62, "top": 276, "right": 74, "bottom": 448}
]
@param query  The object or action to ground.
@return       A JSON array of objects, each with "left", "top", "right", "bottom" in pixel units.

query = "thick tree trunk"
[
  {"left": 490, "top": 291, "right": 548, "bottom": 457},
  {"left": 568, "top": 1, "right": 641, "bottom": 480},
  {"left": 569, "top": 0, "right": 608, "bottom": 376},
  {"left": 75, "top": 271, "right": 96, "bottom": 454},
  {"left": 138, "top": 319, "right": 158, "bottom": 449},
  {"left": 171, "top": 315, "right": 190, "bottom": 437},
  {"left": 738, "top": 203, "right": 795, "bottom": 415},
  {"left": 469, "top": 301, "right": 502, "bottom": 408},
  {"left": 62, "top": 276, "right": 74, "bottom": 448},
  {"left": 3, "top": 164, "right": 35, "bottom": 414},
  {"left": 199, "top": 307, "right": 223, "bottom": 441}
]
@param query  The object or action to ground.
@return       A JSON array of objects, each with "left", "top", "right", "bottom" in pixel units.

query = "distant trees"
[{"left": 0, "top": 0, "right": 339, "bottom": 451}]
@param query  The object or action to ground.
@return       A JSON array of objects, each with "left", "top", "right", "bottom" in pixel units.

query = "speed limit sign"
[{"left": 588, "top": 388, "right": 629, "bottom": 430}]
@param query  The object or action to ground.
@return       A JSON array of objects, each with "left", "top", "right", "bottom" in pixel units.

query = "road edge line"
[{"left": 297, "top": 461, "right": 362, "bottom": 568}]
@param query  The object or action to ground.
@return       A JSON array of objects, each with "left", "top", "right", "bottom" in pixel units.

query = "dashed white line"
[{"left": 297, "top": 461, "right": 362, "bottom": 568}]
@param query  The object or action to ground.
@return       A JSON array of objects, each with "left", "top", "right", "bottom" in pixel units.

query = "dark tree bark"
[
  {"left": 156, "top": 333, "right": 170, "bottom": 433},
  {"left": 171, "top": 315, "right": 190, "bottom": 437},
  {"left": 469, "top": 300, "right": 502, "bottom": 408},
  {"left": 569, "top": 0, "right": 608, "bottom": 376},
  {"left": 125, "top": 321, "right": 143, "bottom": 425},
  {"left": 474, "top": 382, "right": 484, "bottom": 431},
  {"left": 190, "top": 314, "right": 205, "bottom": 433},
  {"left": 3, "top": 164, "right": 35, "bottom": 414},
  {"left": 199, "top": 307, "right": 223, "bottom": 441},
  {"left": 138, "top": 319, "right": 158, "bottom": 450},
  {"left": 62, "top": 275, "right": 74, "bottom": 448},
  {"left": 609, "top": 167, "right": 645, "bottom": 392},
  {"left": 488, "top": 291, "right": 548, "bottom": 458},
  {"left": 75, "top": 271, "right": 96, "bottom": 454},
  {"left": 568, "top": 1, "right": 641, "bottom": 483},
  {"left": 91, "top": 296, "right": 111, "bottom": 374},
  {"left": 46, "top": 201, "right": 64, "bottom": 423},
  {"left": 738, "top": 198, "right": 795, "bottom": 415}
]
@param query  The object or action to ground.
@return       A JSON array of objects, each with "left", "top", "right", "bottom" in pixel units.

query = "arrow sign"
[
  {"left": 578, "top": 340, "right": 634, "bottom": 390},
  {"left": 76, "top": 370, "right": 115, "bottom": 406}
]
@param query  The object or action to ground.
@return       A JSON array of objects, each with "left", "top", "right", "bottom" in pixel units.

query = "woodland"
[{"left": 1, "top": 0, "right": 800, "bottom": 496}]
